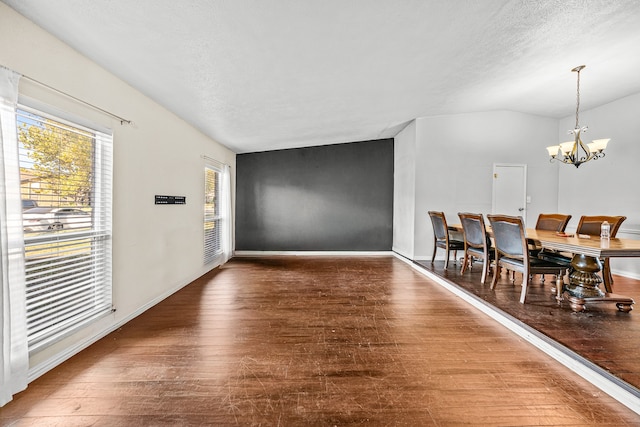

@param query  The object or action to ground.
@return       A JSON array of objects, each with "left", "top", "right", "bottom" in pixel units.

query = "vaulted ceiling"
[{"left": 4, "top": 0, "right": 640, "bottom": 153}]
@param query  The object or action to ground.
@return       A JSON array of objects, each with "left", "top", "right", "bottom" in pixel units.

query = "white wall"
[
  {"left": 395, "top": 99, "right": 640, "bottom": 280},
  {"left": 392, "top": 121, "right": 416, "bottom": 259},
  {"left": 0, "top": 4, "right": 236, "bottom": 372},
  {"left": 558, "top": 92, "right": 640, "bottom": 279},
  {"left": 396, "top": 110, "right": 559, "bottom": 260}
]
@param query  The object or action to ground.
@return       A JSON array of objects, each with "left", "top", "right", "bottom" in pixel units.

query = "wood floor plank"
[
  {"left": 418, "top": 257, "right": 640, "bottom": 392},
  {"left": 2, "top": 256, "right": 639, "bottom": 425}
]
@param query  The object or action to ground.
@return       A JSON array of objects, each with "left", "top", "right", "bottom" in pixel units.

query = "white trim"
[
  {"left": 611, "top": 268, "right": 640, "bottom": 281},
  {"left": 619, "top": 228, "right": 640, "bottom": 237},
  {"left": 394, "top": 253, "right": 640, "bottom": 415},
  {"left": 234, "top": 250, "right": 395, "bottom": 257}
]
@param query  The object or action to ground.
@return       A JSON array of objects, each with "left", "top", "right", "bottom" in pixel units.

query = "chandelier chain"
[{"left": 575, "top": 68, "right": 580, "bottom": 129}]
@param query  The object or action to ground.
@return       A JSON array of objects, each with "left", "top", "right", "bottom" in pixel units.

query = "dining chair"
[
  {"left": 487, "top": 214, "right": 568, "bottom": 304},
  {"left": 577, "top": 215, "right": 626, "bottom": 292},
  {"left": 458, "top": 212, "right": 494, "bottom": 283},
  {"left": 428, "top": 211, "right": 465, "bottom": 269},
  {"left": 529, "top": 213, "right": 572, "bottom": 257},
  {"left": 529, "top": 213, "right": 572, "bottom": 286},
  {"left": 536, "top": 213, "right": 572, "bottom": 233},
  {"left": 576, "top": 215, "right": 626, "bottom": 237},
  {"left": 540, "top": 215, "right": 626, "bottom": 293}
]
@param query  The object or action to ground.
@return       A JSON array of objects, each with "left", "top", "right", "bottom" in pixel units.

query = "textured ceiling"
[{"left": 4, "top": 0, "right": 640, "bottom": 153}]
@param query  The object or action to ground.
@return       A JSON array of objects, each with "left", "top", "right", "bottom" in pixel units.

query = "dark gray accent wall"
[{"left": 236, "top": 139, "right": 393, "bottom": 251}]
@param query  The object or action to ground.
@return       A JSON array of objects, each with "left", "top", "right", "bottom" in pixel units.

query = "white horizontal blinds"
[
  {"left": 17, "top": 107, "right": 113, "bottom": 352},
  {"left": 204, "top": 166, "right": 222, "bottom": 264}
]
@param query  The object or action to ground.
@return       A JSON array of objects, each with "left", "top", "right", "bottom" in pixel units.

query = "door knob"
[{"left": 518, "top": 208, "right": 524, "bottom": 211}]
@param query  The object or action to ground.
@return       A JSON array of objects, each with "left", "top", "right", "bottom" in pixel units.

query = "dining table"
[{"left": 450, "top": 225, "right": 640, "bottom": 312}]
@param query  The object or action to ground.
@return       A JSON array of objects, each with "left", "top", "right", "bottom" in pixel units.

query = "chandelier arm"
[
  {"left": 555, "top": 156, "right": 581, "bottom": 167},
  {"left": 576, "top": 137, "right": 592, "bottom": 163}
]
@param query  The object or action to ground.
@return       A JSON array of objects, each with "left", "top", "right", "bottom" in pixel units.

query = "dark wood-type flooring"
[
  {"left": 2, "top": 256, "right": 639, "bottom": 426},
  {"left": 416, "top": 258, "right": 640, "bottom": 391}
]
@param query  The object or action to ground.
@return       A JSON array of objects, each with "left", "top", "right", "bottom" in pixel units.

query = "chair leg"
[
  {"left": 491, "top": 264, "right": 500, "bottom": 290},
  {"left": 602, "top": 258, "right": 613, "bottom": 293},
  {"left": 555, "top": 272, "right": 564, "bottom": 301},
  {"left": 480, "top": 258, "right": 489, "bottom": 284},
  {"left": 519, "top": 274, "right": 529, "bottom": 304},
  {"left": 431, "top": 245, "right": 437, "bottom": 263},
  {"left": 444, "top": 249, "right": 450, "bottom": 268},
  {"left": 460, "top": 252, "right": 469, "bottom": 274}
]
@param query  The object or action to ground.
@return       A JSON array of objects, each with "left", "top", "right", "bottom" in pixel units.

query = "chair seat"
[
  {"left": 537, "top": 250, "right": 572, "bottom": 266},
  {"left": 436, "top": 239, "right": 465, "bottom": 250},
  {"left": 467, "top": 246, "right": 495, "bottom": 259},
  {"left": 499, "top": 256, "right": 567, "bottom": 273},
  {"left": 496, "top": 257, "right": 520, "bottom": 270},
  {"left": 529, "top": 257, "right": 568, "bottom": 272}
]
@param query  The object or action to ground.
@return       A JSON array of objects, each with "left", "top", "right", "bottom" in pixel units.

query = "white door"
[{"left": 492, "top": 164, "right": 527, "bottom": 222}]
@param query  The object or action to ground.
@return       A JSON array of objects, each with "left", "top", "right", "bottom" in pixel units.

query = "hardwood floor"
[
  {"left": 2, "top": 256, "right": 639, "bottom": 425},
  {"left": 416, "top": 258, "right": 640, "bottom": 391}
]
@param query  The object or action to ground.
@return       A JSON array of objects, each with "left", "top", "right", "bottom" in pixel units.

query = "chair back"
[
  {"left": 458, "top": 212, "right": 488, "bottom": 249},
  {"left": 577, "top": 215, "right": 626, "bottom": 237},
  {"left": 487, "top": 215, "right": 526, "bottom": 260},
  {"left": 535, "top": 213, "right": 571, "bottom": 232},
  {"left": 428, "top": 211, "right": 448, "bottom": 241}
]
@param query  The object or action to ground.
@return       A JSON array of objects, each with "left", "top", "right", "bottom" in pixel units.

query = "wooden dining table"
[{"left": 450, "top": 225, "right": 640, "bottom": 312}]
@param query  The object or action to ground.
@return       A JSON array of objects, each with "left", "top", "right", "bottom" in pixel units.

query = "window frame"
[{"left": 17, "top": 103, "right": 113, "bottom": 354}]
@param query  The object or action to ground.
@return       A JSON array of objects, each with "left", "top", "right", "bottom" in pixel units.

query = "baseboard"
[
  {"left": 417, "top": 257, "right": 640, "bottom": 281},
  {"left": 612, "top": 268, "right": 640, "bottom": 281},
  {"left": 28, "top": 263, "right": 222, "bottom": 383},
  {"left": 393, "top": 253, "right": 640, "bottom": 416},
  {"left": 234, "top": 250, "right": 395, "bottom": 257}
]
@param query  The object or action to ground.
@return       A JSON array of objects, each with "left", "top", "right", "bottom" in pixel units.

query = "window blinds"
[
  {"left": 17, "top": 107, "right": 113, "bottom": 353},
  {"left": 204, "top": 166, "right": 222, "bottom": 264}
]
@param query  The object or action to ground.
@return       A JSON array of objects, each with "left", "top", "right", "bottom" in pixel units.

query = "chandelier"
[{"left": 546, "top": 65, "right": 610, "bottom": 168}]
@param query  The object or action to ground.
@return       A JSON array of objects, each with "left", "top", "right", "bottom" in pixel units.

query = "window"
[
  {"left": 204, "top": 166, "right": 222, "bottom": 264},
  {"left": 17, "top": 106, "right": 113, "bottom": 353}
]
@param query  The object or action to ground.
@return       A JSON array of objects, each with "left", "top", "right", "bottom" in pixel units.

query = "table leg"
[
  {"left": 565, "top": 254, "right": 604, "bottom": 299},
  {"left": 563, "top": 254, "right": 634, "bottom": 312}
]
